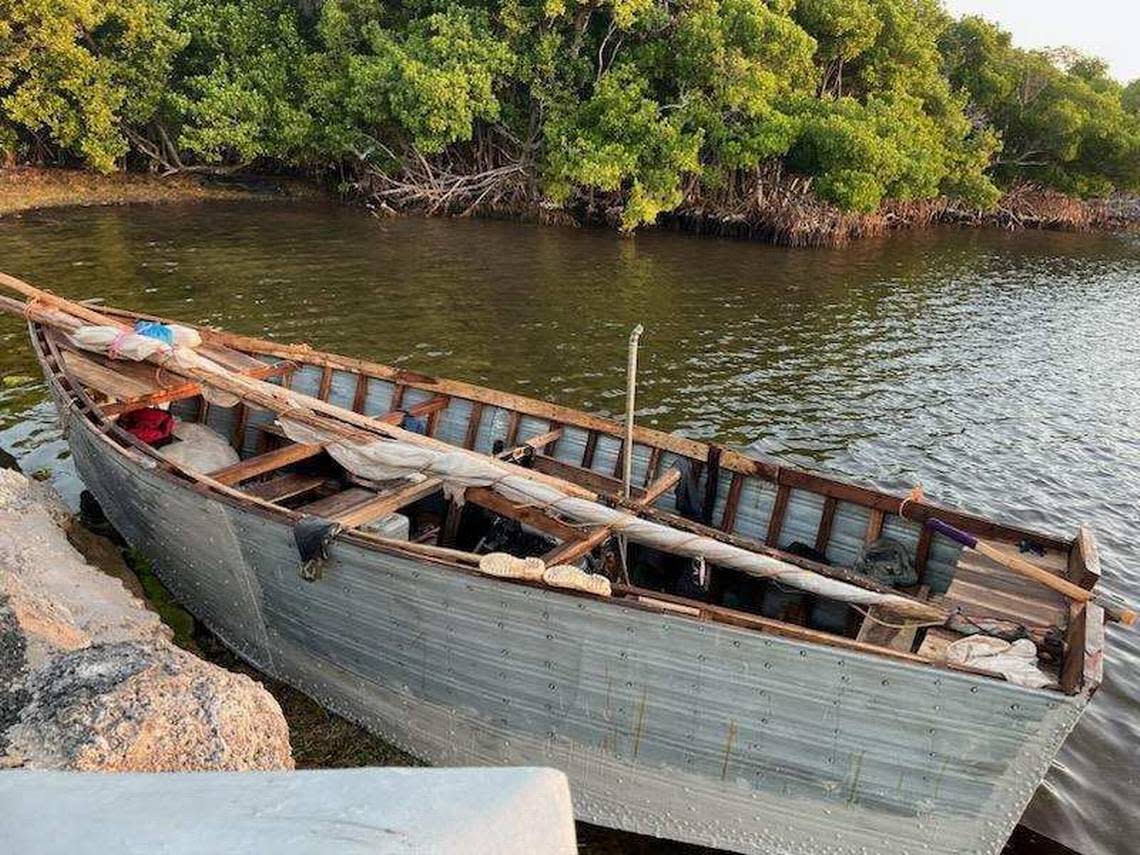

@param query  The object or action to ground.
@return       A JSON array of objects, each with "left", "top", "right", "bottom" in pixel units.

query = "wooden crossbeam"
[
  {"left": 531, "top": 454, "right": 646, "bottom": 500},
  {"left": 466, "top": 486, "right": 587, "bottom": 544},
  {"left": 100, "top": 360, "right": 294, "bottom": 416},
  {"left": 336, "top": 478, "right": 444, "bottom": 529},
  {"left": 212, "top": 396, "right": 448, "bottom": 486},
  {"left": 496, "top": 427, "right": 564, "bottom": 461},
  {"left": 541, "top": 468, "right": 681, "bottom": 566},
  {"left": 243, "top": 473, "right": 329, "bottom": 503}
]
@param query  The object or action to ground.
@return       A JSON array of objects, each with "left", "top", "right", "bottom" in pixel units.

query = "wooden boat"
[{"left": 16, "top": 294, "right": 1105, "bottom": 855}]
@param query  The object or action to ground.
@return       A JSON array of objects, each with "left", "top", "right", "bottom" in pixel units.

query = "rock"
[{"left": 0, "top": 469, "right": 292, "bottom": 771}]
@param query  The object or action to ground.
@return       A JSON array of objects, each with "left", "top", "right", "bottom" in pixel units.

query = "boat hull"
[{"left": 56, "top": 389, "right": 1087, "bottom": 855}]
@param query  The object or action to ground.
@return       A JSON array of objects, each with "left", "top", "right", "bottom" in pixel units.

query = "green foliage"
[
  {"left": 166, "top": 0, "right": 313, "bottom": 164},
  {"left": 544, "top": 65, "right": 701, "bottom": 229},
  {"left": 1, "top": 0, "right": 1136, "bottom": 224},
  {"left": 0, "top": 0, "right": 185, "bottom": 171},
  {"left": 941, "top": 16, "right": 1140, "bottom": 196}
]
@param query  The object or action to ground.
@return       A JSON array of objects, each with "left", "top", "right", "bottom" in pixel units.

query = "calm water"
[{"left": 1, "top": 202, "right": 1137, "bottom": 854}]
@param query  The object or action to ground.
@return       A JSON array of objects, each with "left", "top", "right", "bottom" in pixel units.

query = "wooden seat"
[
  {"left": 243, "top": 473, "right": 329, "bottom": 503},
  {"left": 945, "top": 543, "right": 1068, "bottom": 628}
]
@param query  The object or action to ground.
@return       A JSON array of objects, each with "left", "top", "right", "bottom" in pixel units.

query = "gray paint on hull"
[{"left": 61, "top": 404, "right": 1086, "bottom": 855}]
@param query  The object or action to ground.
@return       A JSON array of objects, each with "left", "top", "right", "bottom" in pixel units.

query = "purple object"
[{"left": 925, "top": 517, "right": 978, "bottom": 549}]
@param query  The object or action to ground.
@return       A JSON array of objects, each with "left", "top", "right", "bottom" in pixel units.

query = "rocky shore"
[{"left": 0, "top": 467, "right": 292, "bottom": 771}]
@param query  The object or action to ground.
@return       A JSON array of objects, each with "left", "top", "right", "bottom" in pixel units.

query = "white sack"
[{"left": 161, "top": 421, "right": 239, "bottom": 473}]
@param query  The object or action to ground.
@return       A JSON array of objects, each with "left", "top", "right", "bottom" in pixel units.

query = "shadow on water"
[{"left": 2, "top": 202, "right": 1137, "bottom": 854}]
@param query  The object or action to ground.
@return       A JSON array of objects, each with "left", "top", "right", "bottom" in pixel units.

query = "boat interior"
[{"left": 32, "top": 309, "right": 1105, "bottom": 697}]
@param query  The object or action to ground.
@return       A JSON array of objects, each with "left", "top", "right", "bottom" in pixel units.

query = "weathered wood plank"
[
  {"left": 336, "top": 479, "right": 443, "bottom": 529},
  {"left": 243, "top": 473, "right": 328, "bottom": 503},
  {"left": 1067, "top": 525, "right": 1100, "bottom": 589},
  {"left": 643, "top": 447, "right": 662, "bottom": 488},
  {"left": 466, "top": 487, "right": 585, "bottom": 544},
  {"left": 212, "top": 442, "right": 326, "bottom": 486},
  {"left": 297, "top": 488, "right": 376, "bottom": 519}
]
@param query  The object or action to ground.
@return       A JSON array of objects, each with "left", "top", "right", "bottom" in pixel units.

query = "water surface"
[{"left": 1, "top": 202, "right": 1137, "bottom": 854}]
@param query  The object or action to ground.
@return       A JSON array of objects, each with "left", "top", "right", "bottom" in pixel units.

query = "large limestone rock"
[{"left": 0, "top": 469, "right": 293, "bottom": 771}]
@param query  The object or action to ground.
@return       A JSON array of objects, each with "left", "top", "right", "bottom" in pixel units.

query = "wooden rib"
[
  {"left": 438, "top": 497, "right": 465, "bottom": 546},
  {"left": 814, "top": 496, "right": 838, "bottom": 555},
  {"left": 230, "top": 403, "right": 249, "bottom": 451},
  {"left": 337, "top": 478, "right": 443, "bottom": 529},
  {"left": 543, "top": 421, "right": 563, "bottom": 456},
  {"left": 466, "top": 487, "right": 586, "bottom": 544},
  {"left": 914, "top": 525, "right": 933, "bottom": 586},
  {"left": 317, "top": 365, "right": 333, "bottom": 401},
  {"left": 643, "top": 447, "right": 662, "bottom": 487},
  {"left": 865, "top": 508, "right": 886, "bottom": 545},
  {"left": 390, "top": 383, "right": 406, "bottom": 411},
  {"left": 463, "top": 401, "right": 484, "bottom": 450},
  {"left": 765, "top": 484, "right": 791, "bottom": 547},
  {"left": 581, "top": 431, "right": 599, "bottom": 468},
  {"left": 612, "top": 442, "right": 625, "bottom": 479},
  {"left": 351, "top": 374, "right": 369, "bottom": 413},
  {"left": 504, "top": 411, "right": 521, "bottom": 448},
  {"left": 700, "top": 447, "right": 723, "bottom": 524},
  {"left": 719, "top": 473, "right": 745, "bottom": 533},
  {"left": 426, "top": 396, "right": 448, "bottom": 436}
]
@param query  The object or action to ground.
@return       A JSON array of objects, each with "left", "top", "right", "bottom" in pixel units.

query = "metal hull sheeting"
[{"left": 56, "top": 396, "right": 1088, "bottom": 855}]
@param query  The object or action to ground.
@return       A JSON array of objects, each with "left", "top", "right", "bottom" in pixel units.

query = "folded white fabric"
[{"left": 945, "top": 636, "right": 1052, "bottom": 689}]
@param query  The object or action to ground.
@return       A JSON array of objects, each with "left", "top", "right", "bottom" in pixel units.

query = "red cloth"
[{"left": 117, "top": 408, "right": 174, "bottom": 446}]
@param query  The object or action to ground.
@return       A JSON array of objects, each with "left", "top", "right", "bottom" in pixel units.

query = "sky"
[{"left": 943, "top": 0, "right": 1140, "bottom": 83}]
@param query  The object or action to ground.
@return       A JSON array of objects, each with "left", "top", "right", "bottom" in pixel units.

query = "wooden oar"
[{"left": 924, "top": 517, "right": 1135, "bottom": 625}]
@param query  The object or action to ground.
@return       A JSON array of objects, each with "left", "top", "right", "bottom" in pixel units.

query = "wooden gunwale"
[
  {"left": 28, "top": 320, "right": 1022, "bottom": 681},
  {"left": 90, "top": 304, "right": 1070, "bottom": 553}
]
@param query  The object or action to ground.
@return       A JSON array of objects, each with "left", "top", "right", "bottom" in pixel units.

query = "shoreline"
[
  {"left": 0, "top": 167, "right": 323, "bottom": 218},
  {"left": 2, "top": 166, "right": 1136, "bottom": 248}
]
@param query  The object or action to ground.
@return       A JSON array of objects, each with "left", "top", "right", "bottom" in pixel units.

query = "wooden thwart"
[{"left": 211, "top": 396, "right": 449, "bottom": 486}]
